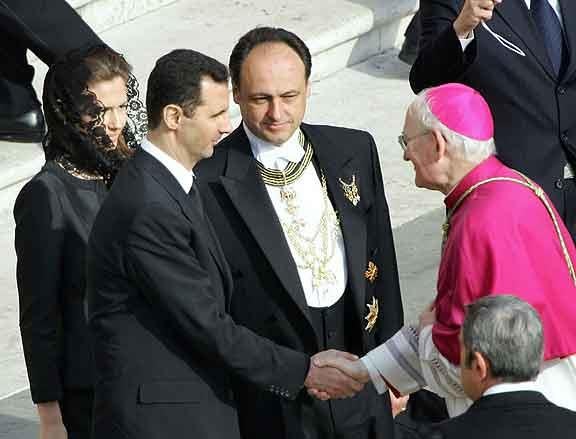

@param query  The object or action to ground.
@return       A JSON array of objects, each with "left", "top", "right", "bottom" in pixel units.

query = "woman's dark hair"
[
  {"left": 229, "top": 27, "right": 312, "bottom": 89},
  {"left": 43, "top": 44, "right": 146, "bottom": 184}
]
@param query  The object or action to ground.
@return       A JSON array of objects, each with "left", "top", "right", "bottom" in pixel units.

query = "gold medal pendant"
[
  {"left": 280, "top": 186, "right": 297, "bottom": 215},
  {"left": 339, "top": 175, "right": 360, "bottom": 206},
  {"left": 364, "top": 297, "right": 379, "bottom": 332}
]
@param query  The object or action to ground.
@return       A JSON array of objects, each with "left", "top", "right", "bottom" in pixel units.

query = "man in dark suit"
[
  {"left": 410, "top": 0, "right": 576, "bottom": 240},
  {"left": 419, "top": 295, "right": 576, "bottom": 439},
  {"left": 87, "top": 49, "right": 364, "bottom": 439},
  {"left": 196, "top": 27, "right": 404, "bottom": 439},
  {"left": 0, "top": 0, "right": 102, "bottom": 142}
]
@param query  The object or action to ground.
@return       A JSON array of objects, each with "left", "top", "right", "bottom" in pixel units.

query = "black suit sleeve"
[
  {"left": 410, "top": 0, "right": 478, "bottom": 93},
  {"left": 367, "top": 135, "right": 404, "bottom": 343},
  {"left": 124, "top": 203, "right": 310, "bottom": 400},
  {"left": 14, "top": 178, "right": 65, "bottom": 403}
]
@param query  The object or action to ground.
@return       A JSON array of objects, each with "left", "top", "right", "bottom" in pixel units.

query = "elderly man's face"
[
  {"left": 233, "top": 42, "right": 310, "bottom": 145},
  {"left": 402, "top": 108, "right": 441, "bottom": 190}
]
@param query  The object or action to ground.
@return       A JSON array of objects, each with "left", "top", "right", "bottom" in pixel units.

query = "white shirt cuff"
[
  {"left": 418, "top": 324, "right": 466, "bottom": 398},
  {"left": 363, "top": 326, "right": 425, "bottom": 395},
  {"left": 459, "top": 30, "right": 474, "bottom": 51}
]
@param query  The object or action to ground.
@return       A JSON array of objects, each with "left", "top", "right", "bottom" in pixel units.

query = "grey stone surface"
[
  {"left": 68, "top": 0, "right": 179, "bottom": 33},
  {"left": 3, "top": 0, "right": 417, "bottom": 195},
  {"left": 0, "top": 390, "right": 37, "bottom": 439},
  {"left": 0, "top": 182, "right": 29, "bottom": 402}
]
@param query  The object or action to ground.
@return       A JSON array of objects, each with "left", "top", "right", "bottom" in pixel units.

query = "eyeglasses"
[{"left": 398, "top": 131, "right": 429, "bottom": 151}]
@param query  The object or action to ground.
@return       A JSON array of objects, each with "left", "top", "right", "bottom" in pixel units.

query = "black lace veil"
[
  {"left": 123, "top": 73, "right": 148, "bottom": 149},
  {"left": 42, "top": 44, "right": 147, "bottom": 184}
]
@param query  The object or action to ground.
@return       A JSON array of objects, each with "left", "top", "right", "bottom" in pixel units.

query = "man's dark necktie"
[
  {"left": 531, "top": 0, "right": 565, "bottom": 77},
  {"left": 188, "top": 181, "right": 206, "bottom": 222}
]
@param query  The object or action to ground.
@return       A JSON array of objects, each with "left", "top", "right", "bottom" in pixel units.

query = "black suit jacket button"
[
  {"left": 556, "top": 179, "right": 565, "bottom": 190},
  {"left": 558, "top": 86, "right": 566, "bottom": 95}
]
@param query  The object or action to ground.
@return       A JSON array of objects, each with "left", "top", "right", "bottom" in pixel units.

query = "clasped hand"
[{"left": 304, "top": 349, "right": 370, "bottom": 401}]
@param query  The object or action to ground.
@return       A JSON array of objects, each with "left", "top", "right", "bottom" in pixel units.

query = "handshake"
[{"left": 303, "top": 349, "right": 370, "bottom": 400}]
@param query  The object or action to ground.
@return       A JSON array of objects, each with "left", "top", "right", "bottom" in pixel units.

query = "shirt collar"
[
  {"left": 140, "top": 137, "right": 195, "bottom": 194},
  {"left": 483, "top": 381, "right": 540, "bottom": 397},
  {"left": 243, "top": 122, "right": 305, "bottom": 170}
]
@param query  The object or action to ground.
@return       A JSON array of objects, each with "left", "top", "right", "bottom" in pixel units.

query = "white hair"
[{"left": 410, "top": 88, "right": 496, "bottom": 163}]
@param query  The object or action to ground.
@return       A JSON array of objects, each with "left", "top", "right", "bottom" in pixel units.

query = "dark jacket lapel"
[
  {"left": 218, "top": 128, "right": 313, "bottom": 327},
  {"left": 302, "top": 124, "right": 367, "bottom": 327},
  {"left": 495, "top": 0, "right": 557, "bottom": 80},
  {"left": 132, "top": 149, "right": 231, "bottom": 287}
]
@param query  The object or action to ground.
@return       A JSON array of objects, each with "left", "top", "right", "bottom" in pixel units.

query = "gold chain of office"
[
  {"left": 255, "top": 131, "right": 313, "bottom": 186},
  {"left": 255, "top": 131, "right": 340, "bottom": 296}
]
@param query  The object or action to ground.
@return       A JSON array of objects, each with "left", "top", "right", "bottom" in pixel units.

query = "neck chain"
[
  {"left": 256, "top": 131, "right": 313, "bottom": 186},
  {"left": 55, "top": 156, "right": 103, "bottom": 180},
  {"left": 280, "top": 173, "right": 340, "bottom": 296}
]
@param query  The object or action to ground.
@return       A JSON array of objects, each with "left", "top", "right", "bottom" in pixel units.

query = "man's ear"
[
  {"left": 431, "top": 129, "right": 446, "bottom": 161},
  {"left": 306, "top": 81, "right": 311, "bottom": 98},
  {"left": 472, "top": 351, "right": 490, "bottom": 381},
  {"left": 232, "top": 87, "right": 240, "bottom": 105},
  {"left": 163, "top": 104, "right": 181, "bottom": 130}
]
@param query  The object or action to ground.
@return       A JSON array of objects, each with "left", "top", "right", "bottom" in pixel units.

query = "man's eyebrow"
[
  {"left": 248, "top": 93, "right": 272, "bottom": 98},
  {"left": 212, "top": 108, "right": 228, "bottom": 117}
]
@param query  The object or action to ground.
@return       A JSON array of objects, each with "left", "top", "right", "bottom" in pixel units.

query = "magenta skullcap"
[{"left": 425, "top": 83, "right": 494, "bottom": 141}]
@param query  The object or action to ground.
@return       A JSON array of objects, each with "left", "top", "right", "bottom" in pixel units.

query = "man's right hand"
[
  {"left": 453, "top": 0, "right": 502, "bottom": 38},
  {"left": 304, "top": 350, "right": 365, "bottom": 400}
]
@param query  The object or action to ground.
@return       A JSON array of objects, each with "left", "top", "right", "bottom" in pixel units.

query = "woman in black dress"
[{"left": 13, "top": 45, "right": 146, "bottom": 439}]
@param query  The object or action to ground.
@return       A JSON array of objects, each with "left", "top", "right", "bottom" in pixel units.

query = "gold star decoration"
[
  {"left": 364, "top": 297, "right": 379, "bottom": 332},
  {"left": 364, "top": 261, "right": 378, "bottom": 283}
]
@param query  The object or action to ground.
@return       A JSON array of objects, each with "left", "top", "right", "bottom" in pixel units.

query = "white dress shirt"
[
  {"left": 483, "top": 380, "right": 539, "bottom": 396},
  {"left": 244, "top": 123, "right": 348, "bottom": 308},
  {"left": 140, "top": 137, "right": 195, "bottom": 194}
]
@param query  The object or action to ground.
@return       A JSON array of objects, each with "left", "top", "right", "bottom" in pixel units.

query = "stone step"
[
  {"left": 3, "top": 0, "right": 416, "bottom": 194},
  {"left": 67, "top": 0, "right": 179, "bottom": 34}
]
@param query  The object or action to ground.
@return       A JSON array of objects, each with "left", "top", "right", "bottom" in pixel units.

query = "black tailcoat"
[{"left": 196, "top": 123, "right": 404, "bottom": 438}]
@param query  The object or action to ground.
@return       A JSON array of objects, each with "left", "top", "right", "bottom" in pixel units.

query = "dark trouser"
[
  {"left": 0, "top": 0, "right": 102, "bottom": 115},
  {"left": 562, "top": 178, "right": 576, "bottom": 243},
  {"left": 394, "top": 389, "right": 449, "bottom": 439},
  {"left": 60, "top": 389, "right": 94, "bottom": 439},
  {"left": 303, "top": 292, "right": 394, "bottom": 439}
]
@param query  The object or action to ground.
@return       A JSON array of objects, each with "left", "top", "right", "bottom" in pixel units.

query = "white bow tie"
[{"left": 258, "top": 141, "right": 304, "bottom": 170}]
